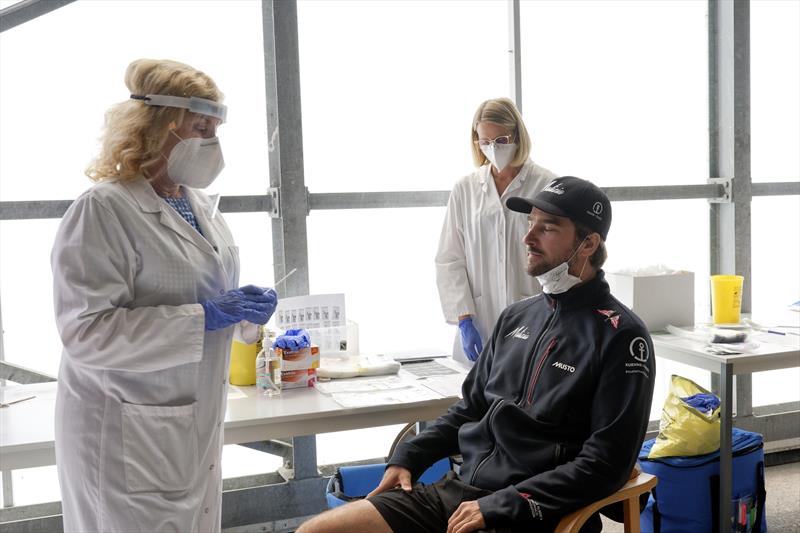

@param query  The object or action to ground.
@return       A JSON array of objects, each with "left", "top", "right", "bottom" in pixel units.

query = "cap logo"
[
  {"left": 543, "top": 180, "right": 566, "bottom": 195},
  {"left": 592, "top": 202, "right": 603, "bottom": 215}
]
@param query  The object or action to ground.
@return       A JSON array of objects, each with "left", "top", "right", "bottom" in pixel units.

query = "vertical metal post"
[
  {"left": 262, "top": 0, "right": 317, "bottom": 480},
  {"left": 719, "top": 362, "right": 734, "bottom": 533},
  {"left": 262, "top": 0, "right": 310, "bottom": 299},
  {"left": 708, "top": 0, "right": 752, "bottom": 313},
  {"left": 508, "top": 0, "right": 522, "bottom": 111},
  {"left": 2, "top": 470, "right": 13, "bottom": 507}
]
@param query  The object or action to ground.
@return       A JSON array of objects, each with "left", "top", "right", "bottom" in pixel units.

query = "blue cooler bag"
[
  {"left": 639, "top": 428, "right": 766, "bottom": 533},
  {"left": 326, "top": 458, "right": 451, "bottom": 508}
]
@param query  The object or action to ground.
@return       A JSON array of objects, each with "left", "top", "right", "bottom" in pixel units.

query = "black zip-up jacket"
[{"left": 390, "top": 271, "right": 655, "bottom": 530}]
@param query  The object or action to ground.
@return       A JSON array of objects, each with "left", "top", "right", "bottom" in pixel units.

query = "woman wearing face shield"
[
  {"left": 51, "top": 59, "right": 277, "bottom": 533},
  {"left": 436, "top": 98, "right": 556, "bottom": 364}
]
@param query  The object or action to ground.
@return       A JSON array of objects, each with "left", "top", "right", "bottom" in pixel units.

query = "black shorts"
[{"left": 367, "top": 471, "right": 517, "bottom": 533}]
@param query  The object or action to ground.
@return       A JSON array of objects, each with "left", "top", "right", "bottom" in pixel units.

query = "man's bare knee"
[{"left": 296, "top": 499, "right": 391, "bottom": 533}]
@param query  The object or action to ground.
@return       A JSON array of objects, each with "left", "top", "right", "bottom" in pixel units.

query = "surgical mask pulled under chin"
[
  {"left": 536, "top": 239, "right": 589, "bottom": 295},
  {"left": 166, "top": 131, "right": 225, "bottom": 189},
  {"left": 480, "top": 143, "right": 517, "bottom": 172}
]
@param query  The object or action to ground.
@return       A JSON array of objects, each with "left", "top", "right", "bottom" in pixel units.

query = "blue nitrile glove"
[
  {"left": 201, "top": 286, "right": 278, "bottom": 331},
  {"left": 681, "top": 393, "right": 721, "bottom": 415},
  {"left": 273, "top": 328, "right": 311, "bottom": 351},
  {"left": 458, "top": 317, "right": 483, "bottom": 362}
]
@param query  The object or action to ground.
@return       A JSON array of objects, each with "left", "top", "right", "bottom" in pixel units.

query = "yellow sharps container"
[{"left": 229, "top": 325, "right": 263, "bottom": 386}]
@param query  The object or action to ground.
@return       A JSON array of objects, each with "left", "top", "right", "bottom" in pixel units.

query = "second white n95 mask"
[
  {"left": 480, "top": 143, "right": 517, "bottom": 172},
  {"left": 167, "top": 133, "right": 225, "bottom": 189}
]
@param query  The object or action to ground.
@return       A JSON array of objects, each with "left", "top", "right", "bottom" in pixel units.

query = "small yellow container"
[
  {"left": 710, "top": 274, "right": 744, "bottom": 324},
  {"left": 229, "top": 340, "right": 259, "bottom": 385}
]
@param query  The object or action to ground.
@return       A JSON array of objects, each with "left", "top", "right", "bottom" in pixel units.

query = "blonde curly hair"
[{"left": 86, "top": 59, "right": 223, "bottom": 182}]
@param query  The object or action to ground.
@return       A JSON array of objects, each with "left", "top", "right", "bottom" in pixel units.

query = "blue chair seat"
[{"left": 326, "top": 458, "right": 452, "bottom": 508}]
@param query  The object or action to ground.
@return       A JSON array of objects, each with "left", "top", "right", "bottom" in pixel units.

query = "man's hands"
[
  {"left": 365, "top": 465, "right": 487, "bottom": 533},
  {"left": 366, "top": 465, "right": 412, "bottom": 498},
  {"left": 447, "top": 500, "right": 486, "bottom": 533}
]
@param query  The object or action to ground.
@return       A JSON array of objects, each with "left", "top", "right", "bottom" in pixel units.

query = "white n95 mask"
[
  {"left": 535, "top": 238, "right": 589, "bottom": 294},
  {"left": 480, "top": 142, "right": 517, "bottom": 172},
  {"left": 167, "top": 132, "right": 225, "bottom": 189}
]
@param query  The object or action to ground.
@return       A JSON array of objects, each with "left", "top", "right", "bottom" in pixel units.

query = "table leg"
[
  {"left": 2, "top": 469, "right": 13, "bottom": 507},
  {"left": 719, "top": 362, "right": 733, "bottom": 533},
  {"left": 292, "top": 435, "right": 318, "bottom": 480}
]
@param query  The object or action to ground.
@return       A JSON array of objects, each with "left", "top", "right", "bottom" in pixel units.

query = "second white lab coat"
[
  {"left": 52, "top": 176, "right": 239, "bottom": 533},
  {"left": 435, "top": 160, "right": 556, "bottom": 364}
]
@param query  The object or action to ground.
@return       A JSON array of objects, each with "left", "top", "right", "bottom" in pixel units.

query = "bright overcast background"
[{"left": 1, "top": 0, "right": 798, "bottom": 506}]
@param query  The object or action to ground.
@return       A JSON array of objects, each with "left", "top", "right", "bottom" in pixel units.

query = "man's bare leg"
[{"left": 296, "top": 500, "right": 393, "bottom": 533}]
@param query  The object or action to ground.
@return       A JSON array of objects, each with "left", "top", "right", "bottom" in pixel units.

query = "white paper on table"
[
  {"left": 315, "top": 376, "right": 409, "bottom": 394},
  {"left": 420, "top": 374, "right": 465, "bottom": 399},
  {"left": 330, "top": 383, "right": 440, "bottom": 408}
]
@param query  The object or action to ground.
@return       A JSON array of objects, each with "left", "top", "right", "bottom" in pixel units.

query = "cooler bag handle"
[{"left": 753, "top": 461, "right": 765, "bottom": 532}]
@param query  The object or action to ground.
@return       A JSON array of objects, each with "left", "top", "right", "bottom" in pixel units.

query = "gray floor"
[{"left": 601, "top": 461, "right": 800, "bottom": 532}]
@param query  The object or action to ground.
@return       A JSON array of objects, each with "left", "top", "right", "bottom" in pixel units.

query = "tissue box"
[
  {"left": 281, "top": 369, "right": 317, "bottom": 389},
  {"left": 276, "top": 344, "right": 320, "bottom": 371},
  {"left": 606, "top": 271, "right": 694, "bottom": 331}
]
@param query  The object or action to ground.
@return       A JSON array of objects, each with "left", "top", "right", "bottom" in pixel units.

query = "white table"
[
  {"left": 0, "top": 367, "right": 465, "bottom": 506},
  {"left": 651, "top": 331, "right": 800, "bottom": 533}
]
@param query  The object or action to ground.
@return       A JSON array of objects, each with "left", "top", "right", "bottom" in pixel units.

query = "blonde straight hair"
[
  {"left": 470, "top": 97, "right": 531, "bottom": 168},
  {"left": 86, "top": 59, "right": 222, "bottom": 182}
]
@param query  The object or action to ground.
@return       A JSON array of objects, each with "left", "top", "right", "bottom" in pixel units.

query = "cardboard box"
[
  {"left": 276, "top": 344, "right": 320, "bottom": 371},
  {"left": 281, "top": 369, "right": 316, "bottom": 389},
  {"left": 606, "top": 271, "right": 695, "bottom": 331}
]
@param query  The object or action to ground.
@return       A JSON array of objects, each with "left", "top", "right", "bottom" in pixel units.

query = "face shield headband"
[{"left": 130, "top": 94, "right": 227, "bottom": 123}]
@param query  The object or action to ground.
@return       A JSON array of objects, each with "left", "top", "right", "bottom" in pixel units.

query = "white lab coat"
[
  {"left": 435, "top": 160, "right": 556, "bottom": 364},
  {"left": 52, "top": 176, "right": 239, "bottom": 533}
]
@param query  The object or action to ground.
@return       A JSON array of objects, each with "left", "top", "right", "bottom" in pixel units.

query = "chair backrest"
[{"left": 555, "top": 472, "right": 657, "bottom": 533}]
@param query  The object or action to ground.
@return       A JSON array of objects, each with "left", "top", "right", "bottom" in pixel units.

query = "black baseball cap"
[{"left": 506, "top": 176, "right": 612, "bottom": 241}]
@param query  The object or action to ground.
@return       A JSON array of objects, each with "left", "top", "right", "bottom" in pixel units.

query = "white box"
[{"left": 606, "top": 271, "right": 695, "bottom": 331}]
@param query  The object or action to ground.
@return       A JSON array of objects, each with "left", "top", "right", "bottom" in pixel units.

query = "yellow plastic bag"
[{"left": 648, "top": 375, "right": 720, "bottom": 459}]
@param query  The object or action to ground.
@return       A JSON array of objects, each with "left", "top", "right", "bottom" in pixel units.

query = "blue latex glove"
[
  {"left": 681, "top": 393, "right": 721, "bottom": 415},
  {"left": 201, "top": 286, "right": 278, "bottom": 331},
  {"left": 273, "top": 328, "right": 311, "bottom": 351},
  {"left": 458, "top": 317, "right": 483, "bottom": 362}
]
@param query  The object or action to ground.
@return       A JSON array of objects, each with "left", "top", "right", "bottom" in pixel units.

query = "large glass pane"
[
  {"left": 751, "top": 196, "right": 800, "bottom": 408},
  {"left": 751, "top": 0, "right": 800, "bottom": 182},
  {"left": 604, "top": 199, "right": 711, "bottom": 321},
  {"left": 297, "top": 0, "right": 508, "bottom": 193},
  {"left": 520, "top": 0, "right": 708, "bottom": 186},
  {"left": 0, "top": 219, "right": 62, "bottom": 376},
  {"left": 0, "top": 0, "right": 269, "bottom": 201},
  {"left": 601, "top": 200, "right": 711, "bottom": 420},
  {"left": 307, "top": 207, "right": 452, "bottom": 354}
]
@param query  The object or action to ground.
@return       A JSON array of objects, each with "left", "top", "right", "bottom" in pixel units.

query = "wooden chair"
[{"left": 554, "top": 470, "right": 657, "bottom": 533}]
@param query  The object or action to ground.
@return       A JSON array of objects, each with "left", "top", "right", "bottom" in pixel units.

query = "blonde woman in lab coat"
[
  {"left": 436, "top": 98, "right": 556, "bottom": 364},
  {"left": 51, "top": 59, "right": 277, "bottom": 533}
]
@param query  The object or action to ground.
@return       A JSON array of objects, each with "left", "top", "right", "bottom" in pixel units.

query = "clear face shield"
[{"left": 132, "top": 94, "right": 228, "bottom": 216}]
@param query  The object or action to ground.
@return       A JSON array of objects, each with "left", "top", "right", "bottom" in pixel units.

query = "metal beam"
[
  {"left": 508, "top": 0, "right": 522, "bottom": 111},
  {"left": 4, "top": 181, "right": 796, "bottom": 219},
  {"left": 0, "top": 195, "right": 273, "bottom": 220},
  {"left": 709, "top": 0, "right": 752, "bottom": 313},
  {"left": 0, "top": 0, "right": 76, "bottom": 33},
  {"left": 309, "top": 191, "right": 451, "bottom": 210},
  {"left": 752, "top": 181, "right": 800, "bottom": 196},
  {"left": 262, "top": 0, "right": 309, "bottom": 299}
]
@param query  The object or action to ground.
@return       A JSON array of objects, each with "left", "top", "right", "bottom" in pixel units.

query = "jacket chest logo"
[
  {"left": 551, "top": 361, "right": 576, "bottom": 373},
  {"left": 504, "top": 326, "right": 530, "bottom": 340},
  {"left": 597, "top": 309, "right": 621, "bottom": 329}
]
